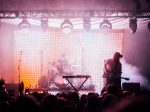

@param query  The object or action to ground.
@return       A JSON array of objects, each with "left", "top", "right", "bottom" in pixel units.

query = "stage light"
[
  {"left": 41, "top": 18, "right": 48, "bottom": 31},
  {"left": 83, "top": 17, "right": 91, "bottom": 32},
  {"left": 148, "top": 22, "right": 150, "bottom": 30},
  {"left": 129, "top": 17, "right": 137, "bottom": 34},
  {"left": 18, "top": 17, "right": 31, "bottom": 32},
  {"left": 100, "top": 18, "right": 112, "bottom": 30},
  {"left": 61, "top": 18, "right": 73, "bottom": 34}
]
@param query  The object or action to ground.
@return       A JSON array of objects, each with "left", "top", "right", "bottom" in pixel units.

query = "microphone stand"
[
  {"left": 81, "top": 48, "right": 85, "bottom": 74},
  {"left": 40, "top": 50, "right": 44, "bottom": 77},
  {"left": 18, "top": 51, "right": 22, "bottom": 84},
  {"left": 76, "top": 37, "right": 85, "bottom": 74}
]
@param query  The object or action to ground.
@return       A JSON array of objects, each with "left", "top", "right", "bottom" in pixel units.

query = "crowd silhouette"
[{"left": 0, "top": 78, "right": 150, "bottom": 112}]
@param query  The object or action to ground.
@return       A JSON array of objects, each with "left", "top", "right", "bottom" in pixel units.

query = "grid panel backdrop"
[{"left": 14, "top": 30, "right": 124, "bottom": 93}]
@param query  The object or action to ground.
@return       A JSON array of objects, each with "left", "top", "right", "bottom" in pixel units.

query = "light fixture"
[
  {"left": 129, "top": 17, "right": 137, "bottom": 34},
  {"left": 61, "top": 18, "right": 73, "bottom": 34},
  {"left": 83, "top": 17, "right": 91, "bottom": 32},
  {"left": 41, "top": 18, "right": 48, "bottom": 31},
  {"left": 100, "top": 18, "right": 112, "bottom": 30},
  {"left": 18, "top": 17, "right": 31, "bottom": 32}
]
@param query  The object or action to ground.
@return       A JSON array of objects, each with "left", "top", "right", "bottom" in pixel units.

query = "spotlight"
[
  {"left": 148, "top": 22, "right": 150, "bottom": 31},
  {"left": 41, "top": 18, "right": 48, "bottom": 31},
  {"left": 100, "top": 18, "right": 112, "bottom": 30},
  {"left": 83, "top": 17, "right": 91, "bottom": 32},
  {"left": 61, "top": 18, "right": 73, "bottom": 34},
  {"left": 129, "top": 17, "right": 137, "bottom": 34},
  {"left": 18, "top": 17, "right": 31, "bottom": 32}
]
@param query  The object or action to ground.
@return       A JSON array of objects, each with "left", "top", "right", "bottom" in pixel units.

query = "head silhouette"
[{"left": 113, "top": 52, "right": 123, "bottom": 61}]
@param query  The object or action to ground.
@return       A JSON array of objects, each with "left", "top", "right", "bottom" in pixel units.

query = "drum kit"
[{"left": 38, "top": 60, "right": 75, "bottom": 89}]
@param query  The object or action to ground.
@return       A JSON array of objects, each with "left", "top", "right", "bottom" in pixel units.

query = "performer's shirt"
[{"left": 103, "top": 58, "right": 122, "bottom": 79}]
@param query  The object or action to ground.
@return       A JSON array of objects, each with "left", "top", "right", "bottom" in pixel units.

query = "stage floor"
[{"left": 29, "top": 85, "right": 95, "bottom": 95}]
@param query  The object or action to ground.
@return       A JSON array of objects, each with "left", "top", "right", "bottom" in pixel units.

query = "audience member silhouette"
[{"left": 0, "top": 78, "right": 150, "bottom": 112}]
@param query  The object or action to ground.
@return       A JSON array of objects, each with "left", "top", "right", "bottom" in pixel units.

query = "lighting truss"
[{"left": 0, "top": 10, "right": 150, "bottom": 19}]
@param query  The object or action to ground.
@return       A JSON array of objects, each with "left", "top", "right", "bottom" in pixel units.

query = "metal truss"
[{"left": 0, "top": 10, "right": 150, "bottom": 19}]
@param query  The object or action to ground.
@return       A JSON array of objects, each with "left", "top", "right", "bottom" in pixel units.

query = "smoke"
[{"left": 121, "top": 58, "right": 149, "bottom": 89}]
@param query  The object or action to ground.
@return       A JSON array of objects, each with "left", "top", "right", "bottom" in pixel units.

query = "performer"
[
  {"left": 58, "top": 53, "right": 68, "bottom": 67},
  {"left": 102, "top": 52, "right": 123, "bottom": 90},
  {"left": 47, "top": 61, "right": 59, "bottom": 87},
  {"left": 57, "top": 52, "right": 70, "bottom": 74},
  {"left": 55, "top": 53, "right": 73, "bottom": 88}
]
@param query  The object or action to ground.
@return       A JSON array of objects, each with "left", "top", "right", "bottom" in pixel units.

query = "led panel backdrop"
[{"left": 15, "top": 30, "right": 124, "bottom": 93}]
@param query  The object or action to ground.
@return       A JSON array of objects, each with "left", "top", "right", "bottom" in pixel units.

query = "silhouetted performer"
[
  {"left": 57, "top": 52, "right": 69, "bottom": 73},
  {"left": 102, "top": 52, "right": 123, "bottom": 90}
]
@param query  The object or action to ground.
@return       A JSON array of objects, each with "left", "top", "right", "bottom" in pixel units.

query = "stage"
[{"left": 29, "top": 85, "right": 95, "bottom": 95}]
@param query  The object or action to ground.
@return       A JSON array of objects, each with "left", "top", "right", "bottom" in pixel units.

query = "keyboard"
[{"left": 63, "top": 75, "right": 90, "bottom": 78}]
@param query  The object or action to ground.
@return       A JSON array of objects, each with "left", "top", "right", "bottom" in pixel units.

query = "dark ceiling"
[{"left": 0, "top": 0, "right": 150, "bottom": 10}]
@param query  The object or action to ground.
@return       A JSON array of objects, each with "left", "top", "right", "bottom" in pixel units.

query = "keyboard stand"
[{"left": 63, "top": 75, "right": 90, "bottom": 92}]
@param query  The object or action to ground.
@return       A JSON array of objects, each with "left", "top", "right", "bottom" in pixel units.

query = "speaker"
[
  {"left": 122, "top": 82, "right": 140, "bottom": 94},
  {"left": 5, "top": 83, "right": 19, "bottom": 96}
]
